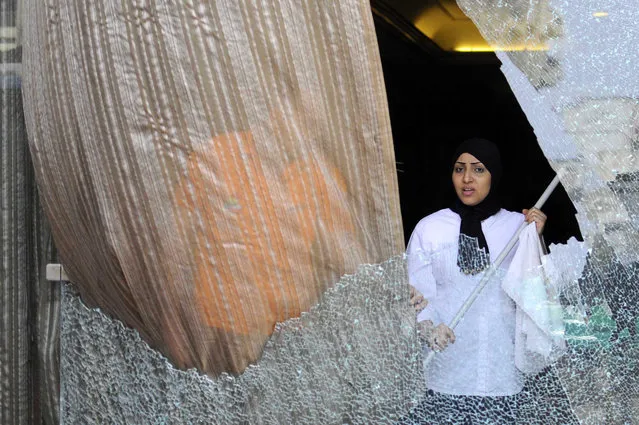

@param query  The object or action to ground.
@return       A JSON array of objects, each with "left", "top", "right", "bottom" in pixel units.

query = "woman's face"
[{"left": 452, "top": 153, "right": 492, "bottom": 206}]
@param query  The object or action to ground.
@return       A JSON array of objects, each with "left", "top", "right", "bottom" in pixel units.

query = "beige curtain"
[{"left": 23, "top": 0, "right": 403, "bottom": 376}]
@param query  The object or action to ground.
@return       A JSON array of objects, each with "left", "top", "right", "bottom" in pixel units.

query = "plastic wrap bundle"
[{"left": 22, "top": 0, "right": 403, "bottom": 377}]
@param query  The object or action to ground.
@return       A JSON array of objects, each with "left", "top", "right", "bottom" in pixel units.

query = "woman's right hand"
[
  {"left": 417, "top": 321, "right": 456, "bottom": 351},
  {"left": 409, "top": 285, "right": 428, "bottom": 314}
]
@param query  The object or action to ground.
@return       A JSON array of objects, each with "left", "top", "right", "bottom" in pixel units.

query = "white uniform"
[{"left": 407, "top": 208, "right": 525, "bottom": 396}]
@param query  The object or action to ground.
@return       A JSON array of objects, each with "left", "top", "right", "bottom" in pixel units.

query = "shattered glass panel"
[
  {"left": 62, "top": 237, "right": 611, "bottom": 424},
  {"left": 61, "top": 257, "right": 425, "bottom": 424},
  {"left": 457, "top": 0, "right": 639, "bottom": 422}
]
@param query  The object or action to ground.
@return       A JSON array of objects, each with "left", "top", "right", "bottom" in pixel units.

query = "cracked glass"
[{"left": 18, "top": 0, "right": 639, "bottom": 423}]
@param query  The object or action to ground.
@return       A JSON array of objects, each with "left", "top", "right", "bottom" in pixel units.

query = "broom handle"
[{"left": 423, "top": 172, "right": 562, "bottom": 367}]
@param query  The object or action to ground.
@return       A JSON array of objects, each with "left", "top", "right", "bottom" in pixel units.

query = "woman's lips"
[{"left": 462, "top": 188, "right": 474, "bottom": 196}]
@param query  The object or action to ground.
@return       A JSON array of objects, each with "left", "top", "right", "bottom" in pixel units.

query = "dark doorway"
[{"left": 372, "top": 10, "right": 582, "bottom": 247}]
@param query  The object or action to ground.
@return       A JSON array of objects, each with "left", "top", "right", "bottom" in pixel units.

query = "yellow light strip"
[
  {"left": 455, "top": 46, "right": 494, "bottom": 52},
  {"left": 592, "top": 12, "right": 609, "bottom": 17},
  {"left": 454, "top": 45, "right": 549, "bottom": 53}
]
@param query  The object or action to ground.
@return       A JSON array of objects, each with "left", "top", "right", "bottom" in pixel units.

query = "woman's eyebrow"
[{"left": 455, "top": 161, "right": 483, "bottom": 165}]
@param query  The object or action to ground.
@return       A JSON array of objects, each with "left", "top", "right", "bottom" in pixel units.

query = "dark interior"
[{"left": 371, "top": 5, "right": 582, "bottom": 247}]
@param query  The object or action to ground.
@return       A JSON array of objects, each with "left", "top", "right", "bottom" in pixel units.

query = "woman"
[{"left": 405, "top": 138, "right": 547, "bottom": 424}]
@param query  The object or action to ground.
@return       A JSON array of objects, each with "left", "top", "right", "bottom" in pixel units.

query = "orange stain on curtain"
[{"left": 176, "top": 131, "right": 363, "bottom": 367}]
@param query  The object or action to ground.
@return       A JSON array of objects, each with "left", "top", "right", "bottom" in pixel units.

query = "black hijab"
[{"left": 449, "top": 138, "right": 502, "bottom": 274}]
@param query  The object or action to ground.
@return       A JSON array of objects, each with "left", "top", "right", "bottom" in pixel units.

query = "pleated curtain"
[{"left": 22, "top": 0, "right": 404, "bottom": 377}]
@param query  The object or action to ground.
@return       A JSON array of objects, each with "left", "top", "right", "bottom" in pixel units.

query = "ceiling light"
[{"left": 592, "top": 12, "right": 609, "bottom": 17}]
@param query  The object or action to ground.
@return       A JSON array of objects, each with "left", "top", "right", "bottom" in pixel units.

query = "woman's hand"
[
  {"left": 522, "top": 207, "right": 547, "bottom": 235},
  {"left": 417, "top": 320, "right": 456, "bottom": 351},
  {"left": 409, "top": 285, "right": 428, "bottom": 314}
]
